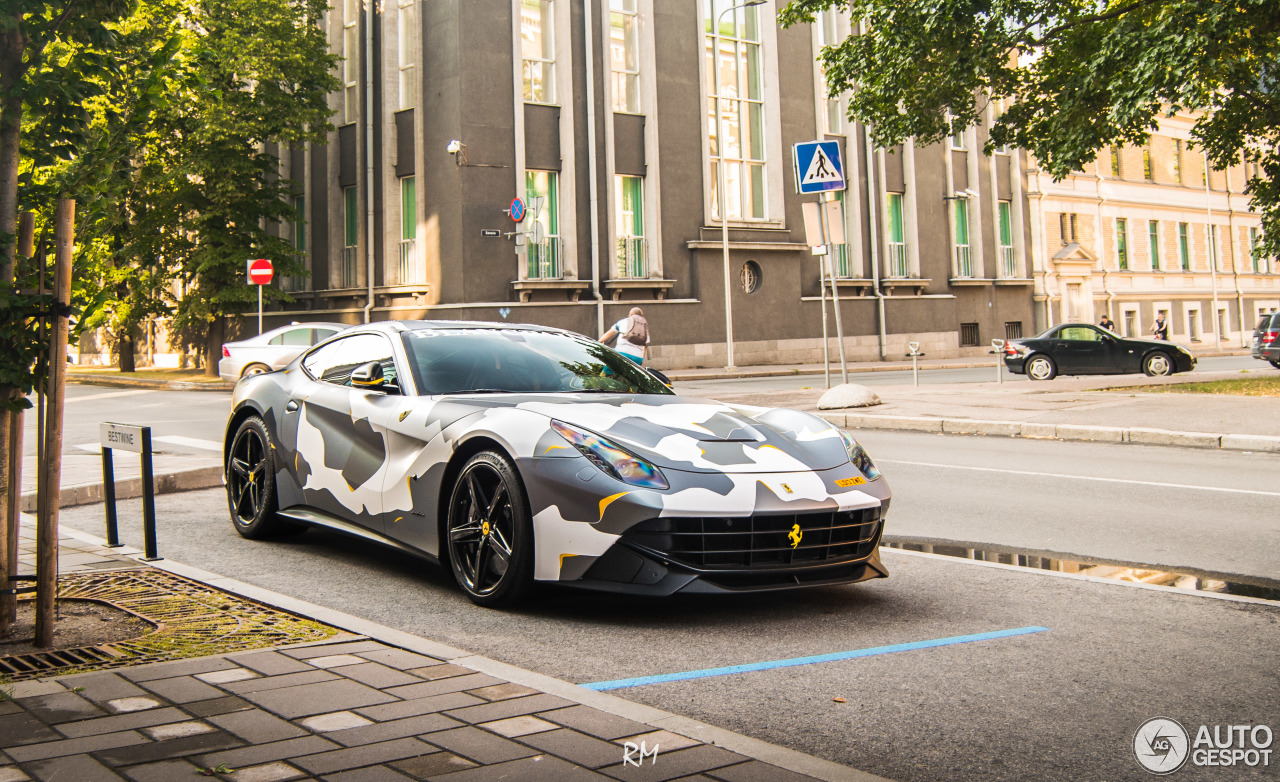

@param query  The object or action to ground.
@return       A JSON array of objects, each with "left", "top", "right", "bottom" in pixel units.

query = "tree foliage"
[
  {"left": 6, "top": 0, "right": 338, "bottom": 383},
  {"left": 778, "top": 0, "right": 1280, "bottom": 256}
]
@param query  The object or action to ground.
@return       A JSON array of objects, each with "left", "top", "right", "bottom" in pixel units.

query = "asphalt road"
[
  {"left": 673, "top": 354, "right": 1261, "bottom": 395},
  {"left": 855, "top": 429, "right": 1280, "bottom": 583}
]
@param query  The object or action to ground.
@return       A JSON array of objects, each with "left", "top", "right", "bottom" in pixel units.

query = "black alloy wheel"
[
  {"left": 226, "top": 416, "right": 288, "bottom": 539},
  {"left": 446, "top": 451, "right": 533, "bottom": 607}
]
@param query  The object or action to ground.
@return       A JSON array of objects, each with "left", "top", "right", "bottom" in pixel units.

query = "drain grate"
[
  {"left": 0, "top": 568, "right": 338, "bottom": 681},
  {"left": 0, "top": 646, "right": 120, "bottom": 677}
]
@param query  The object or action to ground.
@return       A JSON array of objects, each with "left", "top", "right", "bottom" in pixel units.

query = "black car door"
[
  {"left": 1054, "top": 325, "right": 1120, "bottom": 374},
  {"left": 287, "top": 333, "right": 404, "bottom": 532}
]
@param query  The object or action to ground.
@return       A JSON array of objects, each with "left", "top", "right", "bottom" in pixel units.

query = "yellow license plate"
[{"left": 835, "top": 476, "right": 867, "bottom": 487}]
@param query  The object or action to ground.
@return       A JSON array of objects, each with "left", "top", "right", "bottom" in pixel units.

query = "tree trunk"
[
  {"left": 205, "top": 317, "right": 225, "bottom": 378},
  {"left": 0, "top": 30, "right": 25, "bottom": 281},
  {"left": 118, "top": 332, "right": 135, "bottom": 373}
]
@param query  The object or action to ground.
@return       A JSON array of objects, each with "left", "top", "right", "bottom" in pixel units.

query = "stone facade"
[{"left": 1029, "top": 110, "right": 1275, "bottom": 346}]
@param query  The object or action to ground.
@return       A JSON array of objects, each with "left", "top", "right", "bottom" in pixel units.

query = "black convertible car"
[{"left": 1003, "top": 323, "right": 1196, "bottom": 380}]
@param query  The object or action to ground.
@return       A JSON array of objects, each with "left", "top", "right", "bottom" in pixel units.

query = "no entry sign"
[{"left": 247, "top": 258, "right": 274, "bottom": 285}]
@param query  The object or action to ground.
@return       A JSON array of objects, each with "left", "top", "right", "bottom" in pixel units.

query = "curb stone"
[
  {"left": 53, "top": 525, "right": 891, "bottom": 782},
  {"left": 825, "top": 414, "right": 1280, "bottom": 452},
  {"left": 19, "top": 465, "right": 224, "bottom": 514}
]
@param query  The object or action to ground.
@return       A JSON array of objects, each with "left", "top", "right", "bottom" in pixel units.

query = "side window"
[
  {"left": 1060, "top": 327, "right": 1100, "bottom": 342},
  {"left": 281, "top": 329, "right": 314, "bottom": 347},
  {"left": 302, "top": 334, "right": 398, "bottom": 387},
  {"left": 312, "top": 328, "right": 339, "bottom": 344}
]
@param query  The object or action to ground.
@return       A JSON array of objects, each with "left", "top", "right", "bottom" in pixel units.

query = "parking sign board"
[{"left": 793, "top": 140, "right": 845, "bottom": 194}]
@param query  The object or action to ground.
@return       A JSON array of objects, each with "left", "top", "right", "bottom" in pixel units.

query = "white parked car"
[{"left": 218, "top": 322, "right": 347, "bottom": 382}]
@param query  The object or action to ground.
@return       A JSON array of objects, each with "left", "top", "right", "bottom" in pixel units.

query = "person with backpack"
[{"left": 600, "top": 307, "right": 651, "bottom": 365}]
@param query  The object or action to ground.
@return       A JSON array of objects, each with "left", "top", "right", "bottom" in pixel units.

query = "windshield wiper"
[{"left": 454, "top": 388, "right": 513, "bottom": 394}]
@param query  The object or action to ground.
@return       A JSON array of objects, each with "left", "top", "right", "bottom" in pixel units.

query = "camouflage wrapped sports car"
[{"left": 223, "top": 321, "right": 890, "bottom": 606}]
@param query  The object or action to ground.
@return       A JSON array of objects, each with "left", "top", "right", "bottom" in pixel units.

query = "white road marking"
[
  {"left": 64, "top": 389, "right": 155, "bottom": 403},
  {"left": 878, "top": 459, "right": 1280, "bottom": 498},
  {"left": 153, "top": 435, "right": 222, "bottom": 451}
]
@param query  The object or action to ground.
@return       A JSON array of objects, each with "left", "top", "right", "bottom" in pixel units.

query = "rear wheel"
[
  {"left": 1269, "top": 360, "right": 1280, "bottom": 370},
  {"left": 1143, "top": 352, "right": 1173, "bottom": 377},
  {"left": 226, "top": 416, "right": 291, "bottom": 539},
  {"left": 1026, "top": 354, "right": 1057, "bottom": 381},
  {"left": 445, "top": 451, "right": 534, "bottom": 607},
  {"left": 241, "top": 363, "right": 271, "bottom": 377}
]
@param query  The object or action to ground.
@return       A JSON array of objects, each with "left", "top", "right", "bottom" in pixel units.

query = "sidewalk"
[{"left": 0, "top": 521, "right": 884, "bottom": 782}]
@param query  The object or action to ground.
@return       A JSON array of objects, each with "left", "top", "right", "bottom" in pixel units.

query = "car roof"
[{"left": 345, "top": 320, "right": 578, "bottom": 337}]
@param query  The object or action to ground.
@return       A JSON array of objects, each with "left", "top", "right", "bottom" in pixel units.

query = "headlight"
[
  {"left": 839, "top": 430, "right": 880, "bottom": 480},
  {"left": 550, "top": 420, "right": 669, "bottom": 489}
]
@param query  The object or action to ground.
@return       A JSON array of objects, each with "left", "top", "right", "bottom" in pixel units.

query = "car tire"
[
  {"left": 445, "top": 451, "right": 534, "bottom": 607},
  {"left": 1143, "top": 352, "right": 1174, "bottom": 377},
  {"left": 225, "top": 415, "right": 292, "bottom": 539},
  {"left": 241, "top": 363, "right": 271, "bottom": 378},
  {"left": 1026, "top": 354, "right": 1057, "bottom": 381}
]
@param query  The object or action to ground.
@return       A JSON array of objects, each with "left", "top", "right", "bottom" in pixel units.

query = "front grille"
[{"left": 622, "top": 507, "right": 882, "bottom": 571}]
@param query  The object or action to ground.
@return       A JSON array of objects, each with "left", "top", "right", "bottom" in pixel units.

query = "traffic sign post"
[
  {"left": 246, "top": 259, "right": 274, "bottom": 335},
  {"left": 99, "top": 423, "right": 160, "bottom": 560}
]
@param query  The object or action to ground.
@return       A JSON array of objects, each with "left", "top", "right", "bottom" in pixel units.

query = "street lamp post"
[{"left": 714, "top": 0, "right": 764, "bottom": 369}]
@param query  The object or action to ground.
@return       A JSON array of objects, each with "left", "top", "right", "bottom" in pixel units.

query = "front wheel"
[
  {"left": 445, "top": 451, "right": 534, "bottom": 607},
  {"left": 1026, "top": 354, "right": 1057, "bottom": 381},
  {"left": 226, "top": 416, "right": 290, "bottom": 539},
  {"left": 1143, "top": 352, "right": 1174, "bottom": 377}
]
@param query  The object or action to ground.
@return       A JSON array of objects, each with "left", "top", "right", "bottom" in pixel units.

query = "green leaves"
[{"left": 780, "top": 0, "right": 1280, "bottom": 257}]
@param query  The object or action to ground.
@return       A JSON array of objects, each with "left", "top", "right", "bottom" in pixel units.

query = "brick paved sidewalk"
[{"left": 2, "top": 636, "right": 826, "bottom": 782}]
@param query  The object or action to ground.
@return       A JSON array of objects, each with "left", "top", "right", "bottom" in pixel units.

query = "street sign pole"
[
  {"left": 258, "top": 283, "right": 263, "bottom": 336},
  {"left": 246, "top": 259, "right": 274, "bottom": 335},
  {"left": 820, "top": 193, "right": 849, "bottom": 385}
]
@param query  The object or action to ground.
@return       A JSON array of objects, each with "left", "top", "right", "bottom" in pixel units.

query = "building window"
[
  {"left": 614, "top": 175, "right": 646, "bottom": 278},
  {"left": 609, "top": 0, "right": 639, "bottom": 113},
  {"left": 953, "top": 200, "right": 972, "bottom": 277},
  {"left": 1148, "top": 220, "right": 1160, "bottom": 271},
  {"left": 1116, "top": 218, "right": 1128, "bottom": 270},
  {"left": 1109, "top": 147, "right": 1121, "bottom": 177},
  {"left": 998, "top": 200, "right": 1015, "bottom": 277},
  {"left": 706, "top": 0, "right": 766, "bottom": 221},
  {"left": 817, "top": 9, "right": 840, "bottom": 134},
  {"left": 960, "top": 323, "right": 979, "bottom": 347},
  {"left": 949, "top": 121, "right": 965, "bottom": 150},
  {"left": 1060, "top": 212, "right": 1078, "bottom": 245},
  {"left": 525, "top": 170, "right": 560, "bottom": 279},
  {"left": 1004, "top": 321, "right": 1023, "bottom": 340},
  {"left": 398, "top": 177, "right": 417, "bottom": 284},
  {"left": 285, "top": 196, "right": 306, "bottom": 291},
  {"left": 342, "top": 0, "right": 359, "bottom": 123},
  {"left": 521, "top": 0, "right": 555, "bottom": 103},
  {"left": 1173, "top": 140, "right": 1182, "bottom": 183},
  {"left": 398, "top": 0, "right": 416, "bottom": 110},
  {"left": 1251, "top": 227, "right": 1263, "bottom": 273},
  {"left": 740, "top": 260, "right": 762, "bottom": 293},
  {"left": 886, "top": 192, "right": 907, "bottom": 277},
  {"left": 1207, "top": 224, "right": 1219, "bottom": 271},
  {"left": 342, "top": 186, "right": 358, "bottom": 288},
  {"left": 1142, "top": 146, "right": 1153, "bottom": 181},
  {"left": 1178, "top": 222, "right": 1190, "bottom": 270}
]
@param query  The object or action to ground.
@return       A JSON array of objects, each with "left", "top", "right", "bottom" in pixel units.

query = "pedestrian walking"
[
  {"left": 600, "top": 307, "right": 651, "bottom": 365},
  {"left": 1099, "top": 314, "right": 1116, "bottom": 332},
  {"left": 1152, "top": 312, "right": 1169, "bottom": 341}
]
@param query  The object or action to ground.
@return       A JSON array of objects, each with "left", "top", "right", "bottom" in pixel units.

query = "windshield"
[{"left": 401, "top": 328, "right": 673, "bottom": 396}]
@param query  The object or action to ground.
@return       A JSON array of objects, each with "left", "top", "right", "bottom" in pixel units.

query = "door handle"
[{"left": 285, "top": 400, "right": 299, "bottom": 413}]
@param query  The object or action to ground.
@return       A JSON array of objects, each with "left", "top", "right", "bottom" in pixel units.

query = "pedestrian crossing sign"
[{"left": 793, "top": 140, "right": 845, "bottom": 194}]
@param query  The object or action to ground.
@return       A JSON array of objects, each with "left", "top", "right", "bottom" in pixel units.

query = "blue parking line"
[{"left": 580, "top": 626, "right": 1050, "bottom": 691}]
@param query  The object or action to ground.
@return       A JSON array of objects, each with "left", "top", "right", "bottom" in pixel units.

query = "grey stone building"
[{"left": 262, "top": 0, "right": 1037, "bottom": 370}]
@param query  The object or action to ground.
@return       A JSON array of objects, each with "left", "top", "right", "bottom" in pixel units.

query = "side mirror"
[
  {"left": 647, "top": 368, "right": 673, "bottom": 388},
  {"left": 350, "top": 361, "right": 395, "bottom": 392}
]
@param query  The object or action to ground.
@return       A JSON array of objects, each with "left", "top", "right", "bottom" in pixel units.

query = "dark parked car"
[
  {"left": 1251, "top": 312, "right": 1280, "bottom": 367},
  {"left": 1003, "top": 323, "right": 1196, "bottom": 381}
]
